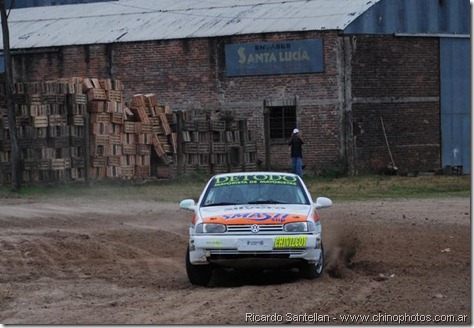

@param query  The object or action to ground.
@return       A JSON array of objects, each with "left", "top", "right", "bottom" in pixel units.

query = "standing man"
[{"left": 288, "top": 128, "right": 304, "bottom": 177}]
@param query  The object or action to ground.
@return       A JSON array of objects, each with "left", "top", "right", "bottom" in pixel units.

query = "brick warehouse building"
[{"left": 1, "top": 0, "right": 470, "bottom": 177}]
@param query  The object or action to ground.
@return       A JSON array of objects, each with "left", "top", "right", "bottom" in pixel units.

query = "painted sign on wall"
[{"left": 225, "top": 39, "right": 323, "bottom": 77}]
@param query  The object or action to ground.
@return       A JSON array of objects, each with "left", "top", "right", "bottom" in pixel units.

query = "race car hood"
[{"left": 199, "top": 204, "right": 312, "bottom": 225}]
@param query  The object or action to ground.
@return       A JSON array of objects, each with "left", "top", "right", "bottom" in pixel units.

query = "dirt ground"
[{"left": 0, "top": 194, "right": 470, "bottom": 325}]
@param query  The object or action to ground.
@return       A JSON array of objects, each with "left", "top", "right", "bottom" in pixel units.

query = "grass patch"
[
  {"left": 305, "top": 175, "right": 470, "bottom": 201},
  {"left": 0, "top": 174, "right": 470, "bottom": 203}
]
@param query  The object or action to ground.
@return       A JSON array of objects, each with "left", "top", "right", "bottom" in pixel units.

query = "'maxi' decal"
[
  {"left": 203, "top": 212, "right": 306, "bottom": 224},
  {"left": 223, "top": 212, "right": 289, "bottom": 221}
]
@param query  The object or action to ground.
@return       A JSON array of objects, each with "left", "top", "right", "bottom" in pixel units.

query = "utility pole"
[{"left": 0, "top": 0, "right": 20, "bottom": 191}]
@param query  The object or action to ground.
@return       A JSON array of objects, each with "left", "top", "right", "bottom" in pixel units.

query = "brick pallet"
[
  {"left": 0, "top": 78, "right": 177, "bottom": 185},
  {"left": 0, "top": 79, "right": 258, "bottom": 185},
  {"left": 0, "top": 78, "right": 86, "bottom": 184},
  {"left": 178, "top": 109, "right": 258, "bottom": 175}
]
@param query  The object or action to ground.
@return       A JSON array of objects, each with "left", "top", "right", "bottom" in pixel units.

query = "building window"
[{"left": 269, "top": 105, "right": 296, "bottom": 142}]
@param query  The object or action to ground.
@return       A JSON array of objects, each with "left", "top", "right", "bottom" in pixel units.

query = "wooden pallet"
[
  {"left": 135, "top": 165, "right": 150, "bottom": 177},
  {"left": 137, "top": 144, "right": 151, "bottom": 156},
  {"left": 91, "top": 156, "right": 107, "bottom": 167},
  {"left": 87, "top": 88, "right": 107, "bottom": 101},
  {"left": 132, "top": 94, "right": 145, "bottom": 107},
  {"left": 124, "top": 121, "right": 135, "bottom": 134},
  {"left": 72, "top": 115, "right": 84, "bottom": 126},
  {"left": 159, "top": 113, "right": 171, "bottom": 135},
  {"left": 91, "top": 113, "right": 110, "bottom": 123},
  {"left": 120, "top": 166, "right": 135, "bottom": 178},
  {"left": 212, "top": 142, "right": 227, "bottom": 154},
  {"left": 144, "top": 93, "right": 158, "bottom": 108},
  {"left": 69, "top": 93, "right": 87, "bottom": 105},
  {"left": 152, "top": 135, "right": 165, "bottom": 157},
  {"left": 107, "top": 156, "right": 121, "bottom": 167},
  {"left": 137, "top": 133, "right": 152, "bottom": 145},
  {"left": 111, "top": 112, "right": 124, "bottom": 125},
  {"left": 210, "top": 120, "right": 226, "bottom": 132},
  {"left": 122, "top": 144, "right": 137, "bottom": 155},
  {"left": 32, "top": 116, "right": 48, "bottom": 128},
  {"left": 49, "top": 114, "right": 67, "bottom": 126},
  {"left": 107, "top": 90, "right": 122, "bottom": 103},
  {"left": 88, "top": 101, "right": 105, "bottom": 113}
]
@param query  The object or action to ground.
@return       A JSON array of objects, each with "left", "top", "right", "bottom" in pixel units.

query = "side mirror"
[
  {"left": 179, "top": 199, "right": 196, "bottom": 211},
  {"left": 314, "top": 197, "right": 332, "bottom": 209}
]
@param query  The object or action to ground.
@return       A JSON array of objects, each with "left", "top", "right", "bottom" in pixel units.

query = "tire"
[
  {"left": 185, "top": 246, "right": 213, "bottom": 286},
  {"left": 300, "top": 244, "right": 324, "bottom": 279}
]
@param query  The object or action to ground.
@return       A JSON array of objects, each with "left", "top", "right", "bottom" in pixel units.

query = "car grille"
[{"left": 226, "top": 224, "right": 283, "bottom": 233}]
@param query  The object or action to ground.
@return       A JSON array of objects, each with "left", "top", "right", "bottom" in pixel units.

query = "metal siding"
[
  {"left": 344, "top": 0, "right": 470, "bottom": 35},
  {"left": 440, "top": 38, "right": 470, "bottom": 173}
]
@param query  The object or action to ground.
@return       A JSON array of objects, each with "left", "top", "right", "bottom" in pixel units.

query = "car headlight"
[
  {"left": 284, "top": 221, "right": 315, "bottom": 232},
  {"left": 196, "top": 223, "right": 227, "bottom": 233}
]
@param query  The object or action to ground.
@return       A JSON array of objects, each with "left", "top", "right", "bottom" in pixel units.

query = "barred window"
[{"left": 269, "top": 105, "right": 296, "bottom": 142}]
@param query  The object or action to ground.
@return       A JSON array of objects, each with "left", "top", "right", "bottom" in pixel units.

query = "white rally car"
[{"left": 179, "top": 172, "right": 332, "bottom": 286}]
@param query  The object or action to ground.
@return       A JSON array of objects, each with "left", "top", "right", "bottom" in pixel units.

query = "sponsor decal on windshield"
[
  {"left": 223, "top": 205, "right": 288, "bottom": 211},
  {"left": 213, "top": 174, "right": 298, "bottom": 187}
]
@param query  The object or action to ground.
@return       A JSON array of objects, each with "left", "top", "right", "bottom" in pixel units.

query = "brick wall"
[
  {"left": 14, "top": 45, "right": 111, "bottom": 81},
  {"left": 11, "top": 33, "right": 441, "bottom": 176},
  {"left": 12, "top": 31, "right": 345, "bottom": 175},
  {"left": 350, "top": 35, "right": 441, "bottom": 174}
]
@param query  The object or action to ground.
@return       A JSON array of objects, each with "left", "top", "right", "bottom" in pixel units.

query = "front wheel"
[
  {"left": 299, "top": 244, "right": 324, "bottom": 279},
  {"left": 185, "top": 246, "right": 213, "bottom": 286}
]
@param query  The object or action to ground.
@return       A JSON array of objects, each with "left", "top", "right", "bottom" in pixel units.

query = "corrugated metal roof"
[{"left": 4, "top": 0, "right": 380, "bottom": 49}]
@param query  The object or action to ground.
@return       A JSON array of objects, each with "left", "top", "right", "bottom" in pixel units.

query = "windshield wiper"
[
  {"left": 247, "top": 200, "right": 286, "bottom": 204},
  {"left": 204, "top": 202, "right": 243, "bottom": 207}
]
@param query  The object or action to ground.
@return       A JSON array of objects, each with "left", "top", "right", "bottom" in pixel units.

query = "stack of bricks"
[
  {"left": 0, "top": 77, "right": 260, "bottom": 185},
  {"left": 83, "top": 77, "right": 127, "bottom": 179},
  {"left": 129, "top": 93, "right": 177, "bottom": 176},
  {"left": 126, "top": 94, "right": 151, "bottom": 178},
  {"left": 0, "top": 78, "right": 86, "bottom": 184},
  {"left": 0, "top": 78, "right": 178, "bottom": 185},
  {"left": 83, "top": 81, "right": 176, "bottom": 179},
  {"left": 0, "top": 107, "right": 10, "bottom": 184},
  {"left": 180, "top": 109, "right": 258, "bottom": 174}
]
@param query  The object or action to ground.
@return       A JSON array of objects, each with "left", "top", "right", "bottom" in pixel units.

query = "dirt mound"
[{"left": 0, "top": 227, "right": 188, "bottom": 289}]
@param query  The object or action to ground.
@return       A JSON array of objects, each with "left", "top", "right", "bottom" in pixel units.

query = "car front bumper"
[{"left": 189, "top": 234, "right": 322, "bottom": 267}]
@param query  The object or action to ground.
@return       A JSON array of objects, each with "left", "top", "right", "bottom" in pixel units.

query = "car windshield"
[{"left": 201, "top": 174, "right": 310, "bottom": 206}]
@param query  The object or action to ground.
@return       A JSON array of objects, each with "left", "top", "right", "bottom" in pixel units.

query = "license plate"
[
  {"left": 238, "top": 238, "right": 273, "bottom": 251},
  {"left": 274, "top": 236, "right": 308, "bottom": 248}
]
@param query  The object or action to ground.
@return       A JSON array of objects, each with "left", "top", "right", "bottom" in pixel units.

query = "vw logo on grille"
[{"left": 250, "top": 224, "right": 260, "bottom": 233}]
